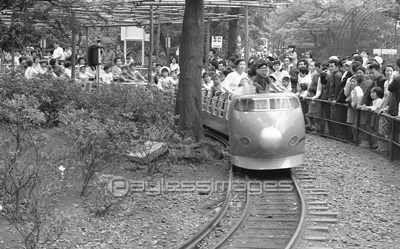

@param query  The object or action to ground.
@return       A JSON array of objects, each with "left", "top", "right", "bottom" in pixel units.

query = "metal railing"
[
  {"left": 301, "top": 98, "right": 400, "bottom": 164},
  {"left": 199, "top": 91, "right": 400, "bottom": 164}
]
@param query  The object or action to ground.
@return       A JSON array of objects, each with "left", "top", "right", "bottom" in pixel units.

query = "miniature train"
[{"left": 202, "top": 91, "right": 305, "bottom": 170}]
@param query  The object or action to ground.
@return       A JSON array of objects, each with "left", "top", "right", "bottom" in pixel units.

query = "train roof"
[{"left": 233, "top": 92, "right": 298, "bottom": 100}]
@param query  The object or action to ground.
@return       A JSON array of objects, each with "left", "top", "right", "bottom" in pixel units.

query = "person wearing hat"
[
  {"left": 328, "top": 55, "right": 339, "bottom": 61},
  {"left": 157, "top": 66, "right": 177, "bottom": 91},
  {"left": 372, "top": 56, "right": 383, "bottom": 65},
  {"left": 254, "top": 62, "right": 288, "bottom": 93},
  {"left": 102, "top": 43, "right": 116, "bottom": 67}
]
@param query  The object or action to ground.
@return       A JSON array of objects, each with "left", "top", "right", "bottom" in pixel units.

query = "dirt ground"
[
  {"left": 1, "top": 130, "right": 399, "bottom": 248},
  {"left": 0, "top": 128, "right": 230, "bottom": 248}
]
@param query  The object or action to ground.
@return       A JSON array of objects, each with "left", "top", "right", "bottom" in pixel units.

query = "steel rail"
[
  {"left": 209, "top": 174, "right": 250, "bottom": 249},
  {"left": 176, "top": 130, "right": 231, "bottom": 249},
  {"left": 285, "top": 172, "right": 307, "bottom": 249}
]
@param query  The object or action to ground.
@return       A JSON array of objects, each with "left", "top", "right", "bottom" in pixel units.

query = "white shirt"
[
  {"left": 24, "top": 67, "right": 38, "bottom": 79},
  {"left": 52, "top": 47, "right": 64, "bottom": 60},
  {"left": 102, "top": 72, "right": 113, "bottom": 84},
  {"left": 222, "top": 71, "right": 247, "bottom": 93},
  {"left": 298, "top": 74, "right": 312, "bottom": 86},
  {"left": 170, "top": 63, "right": 180, "bottom": 74},
  {"left": 350, "top": 86, "right": 363, "bottom": 106},
  {"left": 33, "top": 63, "right": 44, "bottom": 74},
  {"left": 63, "top": 68, "right": 71, "bottom": 78},
  {"left": 271, "top": 70, "right": 290, "bottom": 86}
]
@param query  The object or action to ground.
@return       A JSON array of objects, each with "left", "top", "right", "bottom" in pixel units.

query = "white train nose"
[{"left": 259, "top": 127, "right": 282, "bottom": 151}]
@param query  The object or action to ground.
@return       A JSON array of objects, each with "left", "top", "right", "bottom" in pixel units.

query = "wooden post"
[
  {"left": 156, "top": 15, "right": 161, "bottom": 63},
  {"left": 71, "top": 13, "right": 77, "bottom": 82},
  {"left": 85, "top": 26, "right": 89, "bottom": 54},
  {"left": 205, "top": 18, "right": 211, "bottom": 71},
  {"left": 166, "top": 24, "right": 170, "bottom": 65},
  {"left": 148, "top": 5, "right": 154, "bottom": 83},
  {"left": 11, "top": 11, "right": 15, "bottom": 73},
  {"left": 244, "top": 6, "right": 249, "bottom": 61},
  {"left": 124, "top": 39, "right": 127, "bottom": 65},
  {"left": 0, "top": 48, "right": 3, "bottom": 73}
]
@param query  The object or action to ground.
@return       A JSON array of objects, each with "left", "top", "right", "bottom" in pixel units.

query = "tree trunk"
[
  {"left": 227, "top": 8, "right": 240, "bottom": 58},
  {"left": 175, "top": 0, "right": 205, "bottom": 142}
]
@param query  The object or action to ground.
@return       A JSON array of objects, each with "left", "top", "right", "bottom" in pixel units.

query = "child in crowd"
[
  {"left": 269, "top": 76, "right": 276, "bottom": 84},
  {"left": 24, "top": 60, "right": 38, "bottom": 80},
  {"left": 120, "top": 65, "right": 135, "bottom": 82},
  {"left": 211, "top": 74, "right": 223, "bottom": 97},
  {"left": 171, "top": 70, "right": 179, "bottom": 86},
  {"left": 129, "top": 63, "right": 147, "bottom": 84},
  {"left": 305, "top": 86, "right": 321, "bottom": 131},
  {"left": 232, "top": 77, "right": 256, "bottom": 96},
  {"left": 102, "top": 65, "right": 113, "bottom": 84},
  {"left": 282, "top": 76, "right": 292, "bottom": 92},
  {"left": 297, "top": 83, "right": 308, "bottom": 99},
  {"left": 157, "top": 67, "right": 177, "bottom": 91},
  {"left": 63, "top": 61, "right": 72, "bottom": 79},
  {"left": 202, "top": 71, "right": 214, "bottom": 93},
  {"left": 361, "top": 86, "right": 384, "bottom": 149},
  {"left": 47, "top": 65, "right": 57, "bottom": 77},
  {"left": 77, "top": 65, "right": 94, "bottom": 84},
  {"left": 347, "top": 76, "right": 364, "bottom": 142},
  {"left": 297, "top": 83, "right": 309, "bottom": 116}
]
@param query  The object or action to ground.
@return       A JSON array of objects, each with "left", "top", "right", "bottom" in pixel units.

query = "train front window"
[
  {"left": 269, "top": 98, "right": 290, "bottom": 109},
  {"left": 234, "top": 97, "right": 300, "bottom": 111}
]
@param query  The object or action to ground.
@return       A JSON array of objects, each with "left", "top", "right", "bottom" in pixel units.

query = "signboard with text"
[{"left": 211, "top": 36, "right": 223, "bottom": 49}]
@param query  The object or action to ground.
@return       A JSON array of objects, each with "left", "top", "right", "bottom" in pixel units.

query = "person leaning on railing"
[{"left": 376, "top": 65, "right": 395, "bottom": 152}]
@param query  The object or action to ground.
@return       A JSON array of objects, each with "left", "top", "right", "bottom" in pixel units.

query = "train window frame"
[{"left": 234, "top": 97, "right": 300, "bottom": 112}]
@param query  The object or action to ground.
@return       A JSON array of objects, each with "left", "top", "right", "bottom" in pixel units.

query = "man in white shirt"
[
  {"left": 52, "top": 41, "right": 64, "bottom": 61},
  {"left": 222, "top": 58, "right": 247, "bottom": 94}
]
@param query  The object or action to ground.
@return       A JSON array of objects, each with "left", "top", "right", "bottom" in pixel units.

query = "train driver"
[
  {"left": 222, "top": 58, "right": 248, "bottom": 95},
  {"left": 254, "top": 62, "right": 289, "bottom": 93}
]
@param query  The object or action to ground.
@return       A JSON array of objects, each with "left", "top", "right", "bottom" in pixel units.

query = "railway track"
[{"left": 177, "top": 129, "right": 307, "bottom": 249}]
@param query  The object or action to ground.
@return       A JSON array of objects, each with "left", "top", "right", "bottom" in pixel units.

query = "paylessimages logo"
[{"left": 107, "top": 176, "right": 294, "bottom": 197}]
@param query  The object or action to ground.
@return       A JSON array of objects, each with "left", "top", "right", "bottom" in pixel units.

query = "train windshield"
[{"left": 234, "top": 97, "right": 300, "bottom": 111}]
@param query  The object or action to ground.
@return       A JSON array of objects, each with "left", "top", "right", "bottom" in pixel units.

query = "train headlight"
[
  {"left": 240, "top": 136, "right": 251, "bottom": 147},
  {"left": 289, "top": 136, "right": 298, "bottom": 146},
  {"left": 259, "top": 127, "right": 282, "bottom": 151}
]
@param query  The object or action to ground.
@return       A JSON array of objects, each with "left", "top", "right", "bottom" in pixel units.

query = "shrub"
[
  {"left": 0, "top": 73, "right": 82, "bottom": 125},
  {"left": 59, "top": 85, "right": 177, "bottom": 196},
  {"left": 0, "top": 93, "right": 68, "bottom": 249}
]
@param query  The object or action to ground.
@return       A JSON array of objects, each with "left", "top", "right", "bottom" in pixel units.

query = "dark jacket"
[
  {"left": 388, "top": 76, "right": 400, "bottom": 116},
  {"left": 337, "top": 71, "right": 352, "bottom": 103},
  {"left": 362, "top": 74, "right": 386, "bottom": 106},
  {"left": 310, "top": 73, "right": 320, "bottom": 89},
  {"left": 320, "top": 72, "right": 330, "bottom": 100},
  {"left": 328, "top": 70, "right": 343, "bottom": 101}
]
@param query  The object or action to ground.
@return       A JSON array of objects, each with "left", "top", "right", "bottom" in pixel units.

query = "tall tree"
[
  {"left": 227, "top": 8, "right": 240, "bottom": 57},
  {"left": 175, "top": 0, "right": 205, "bottom": 141}
]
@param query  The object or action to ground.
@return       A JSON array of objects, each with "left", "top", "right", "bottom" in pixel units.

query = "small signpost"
[{"left": 211, "top": 36, "right": 223, "bottom": 49}]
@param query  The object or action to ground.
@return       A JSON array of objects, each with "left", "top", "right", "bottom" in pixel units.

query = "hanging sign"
[
  {"left": 40, "top": 39, "right": 46, "bottom": 48},
  {"left": 166, "top": 37, "right": 171, "bottom": 48},
  {"left": 211, "top": 36, "right": 223, "bottom": 49}
]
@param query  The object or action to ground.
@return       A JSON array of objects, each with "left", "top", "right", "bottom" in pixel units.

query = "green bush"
[
  {"left": 0, "top": 93, "right": 68, "bottom": 249},
  {"left": 59, "top": 85, "right": 177, "bottom": 196},
  {"left": 0, "top": 73, "right": 82, "bottom": 125}
]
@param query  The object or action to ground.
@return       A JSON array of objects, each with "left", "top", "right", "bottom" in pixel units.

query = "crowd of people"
[
  {"left": 1, "top": 41, "right": 400, "bottom": 151},
  {"left": 0, "top": 41, "right": 155, "bottom": 88},
  {"left": 201, "top": 48, "right": 400, "bottom": 153}
]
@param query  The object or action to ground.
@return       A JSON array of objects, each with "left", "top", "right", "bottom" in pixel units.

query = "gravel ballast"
[{"left": 304, "top": 134, "right": 400, "bottom": 249}]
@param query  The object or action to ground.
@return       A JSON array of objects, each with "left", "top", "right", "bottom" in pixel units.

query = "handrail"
[{"left": 300, "top": 97, "right": 400, "bottom": 164}]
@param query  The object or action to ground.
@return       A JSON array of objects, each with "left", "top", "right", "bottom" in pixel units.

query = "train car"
[{"left": 202, "top": 92, "right": 305, "bottom": 170}]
